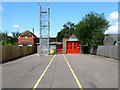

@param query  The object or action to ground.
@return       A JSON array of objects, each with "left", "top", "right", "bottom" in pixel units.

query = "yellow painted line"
[
  {"left": 32, "top": 55, "right": 56, "bottom": 90},
  {"left": 63, "top": 54, "right": 83, "bottom": 90}
]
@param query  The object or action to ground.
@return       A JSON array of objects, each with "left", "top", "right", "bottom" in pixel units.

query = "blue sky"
[{"left": 1, "top": 2, "right": 118, "bottom": 37}]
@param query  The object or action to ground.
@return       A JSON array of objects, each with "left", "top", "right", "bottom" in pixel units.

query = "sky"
[{"left": 1, "top": 2, "right": 119, "bottom": 37}]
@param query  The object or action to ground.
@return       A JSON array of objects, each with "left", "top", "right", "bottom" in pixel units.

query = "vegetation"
[
  {"left": 75, "top": 12, "right": 110, "bottom": 46},
  {"left": 0, "top": 31, "right": 20, "bottom": 46},
  {"left": 57, "top": 21, "right": 75, "bottom": 42},
  {"left": 56, "top": 12, "right": 110, "bottom": 47},
  {"left": 11, "top": 31, "right": 20, "bottom": 45}
]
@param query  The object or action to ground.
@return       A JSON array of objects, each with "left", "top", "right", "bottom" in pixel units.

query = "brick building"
[
  {"left": 49, "top": 34, "right": 80, "bottom": 54},
  {"left": 18, "top": 30, "right": 81, "bottom": 54},
  {"left": 62, "top": 34, "right": 80, "bottom": 54},
  {"left": 18, "top": 30, "right": 38, "bottom": 47}
]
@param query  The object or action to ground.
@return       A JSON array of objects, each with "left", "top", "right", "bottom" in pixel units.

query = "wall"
[
  {"left": 62, "top": 38, "right": 69, "bottom": 54},
  {"left": 18, "top": 36, "right": 34, "bottom": 45},
  {"left": 97, "top": 45, "right": 119, "bottom": 59},
  {"left": 0, "top": 46, "right": 34, "bottom": 62},
  {"left": 0, "top": 46, "right": 2, "bottom": 62},
  {"left": 37, "top": 45, "right": 40, "bottom": 54}
]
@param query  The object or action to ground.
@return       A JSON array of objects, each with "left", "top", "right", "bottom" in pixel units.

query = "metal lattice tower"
[{"left": 39, "top": 3, "right": 50, "bottom": 55}]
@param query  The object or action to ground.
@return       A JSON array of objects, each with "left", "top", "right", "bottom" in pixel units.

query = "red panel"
[
  {"left": 66, "top": 41, "right": 80, "bottom": 54},
  {"left": 58, "top": 45, "right": 62, "bottom": 54}
]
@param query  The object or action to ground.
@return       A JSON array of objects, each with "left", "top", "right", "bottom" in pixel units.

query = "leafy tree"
[
  {"left": 0, "top": 32, "right": 12, "bottom": 45},
  {"left": 11, "top": 31, "right": 20, "bottom": 45},
  {"left": 0, "top": 31, "right": 20, "bottom": 46},
  {"left": 57, "top": 21, "right": 75, "bottom": 42},
  {"left": 75, "top": 12, "right": 110, "bottom": 46}
]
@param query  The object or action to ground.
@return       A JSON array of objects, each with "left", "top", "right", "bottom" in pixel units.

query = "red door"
[
  {"left": 58, "top": 45, "right": 62, "bottom": 54},
  {"left": 66, "top": 41, "right": 80, "bottom": 54}
]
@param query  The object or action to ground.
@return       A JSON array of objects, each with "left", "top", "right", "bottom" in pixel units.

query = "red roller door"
[
  {"left": 58, "top": 45, "right": 62, "bottom": 54},
  {"left": 66, "top": 41, "right": 80, "bottom": 54}
]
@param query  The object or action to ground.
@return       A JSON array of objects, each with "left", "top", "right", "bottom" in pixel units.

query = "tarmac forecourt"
[
  {"left": 32, "top": 54, "right": 83, "bottom": 90},
  {"left": 63, "top": 54, "right": 83, "bottom": 90},
  {"left": 32, "top": 55, "right": 56, "bottom": 90}
]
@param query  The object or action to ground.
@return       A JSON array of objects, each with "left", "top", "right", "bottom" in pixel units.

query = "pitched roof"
[
  {"left": 69, "top": 34, "right": 77, "bottom": 38},
  {"left": 106, "top": 34, "right": 120, "bottom": 41},
  {"left": 20, "top": 30, "right": 37, "bottom": 38}
]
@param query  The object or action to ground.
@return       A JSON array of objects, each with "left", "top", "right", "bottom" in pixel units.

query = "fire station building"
[
  {"left": 62, "top": 34, "right": 80, "bottom": 54},
  {"left": 50, "top": 34, "right": 80, "bottom": 54}
]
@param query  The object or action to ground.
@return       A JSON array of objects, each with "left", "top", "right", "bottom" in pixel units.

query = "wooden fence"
[{"left": 0, "top": 46, "right": 34, "bottom": 62}]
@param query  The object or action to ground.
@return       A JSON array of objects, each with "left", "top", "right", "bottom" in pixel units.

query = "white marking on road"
[
  {"left": 32, "top": 55, "right": 56, "bottom": 90},
  {"left": 63, "top": 54, "right": 83, "bottom": 90}
]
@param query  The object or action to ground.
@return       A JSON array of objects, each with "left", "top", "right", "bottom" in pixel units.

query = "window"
[
  {"left": 25, "top": 36, "right": 28, "bottom": 39},
  {"left": 67, "top": 47, "right": 69, "bottom": 49}
]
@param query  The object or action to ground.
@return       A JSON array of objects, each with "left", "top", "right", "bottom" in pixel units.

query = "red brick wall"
[{"left": 18, "top": 36, "right": 34, "bottom": 46}]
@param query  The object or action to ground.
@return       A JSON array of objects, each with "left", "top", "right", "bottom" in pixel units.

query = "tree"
[
  {"left": 75, "top": 12, "right": 110, "bottom": 46},
  {"left": 0, "top": 32, "right": 13, "bottom": 45},
  {"left": 0, "top": 31, "right": 20, "bottom": 46},
  {"left": 11, "top": 31, "right": 20, "bottom": 45},
  {"left": 57, "top": 21, "right": 75, "bottom": 42}
]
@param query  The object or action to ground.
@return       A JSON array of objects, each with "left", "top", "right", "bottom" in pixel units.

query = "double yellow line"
[
  {"left": 32, "top": 54, "right": 83, "bottom": 90},
  {"left": 32, "top": 55, "right": 56, "bottom": 90},
  {"left": 63, "top": 54, "right": 83, "bottom": 90}
]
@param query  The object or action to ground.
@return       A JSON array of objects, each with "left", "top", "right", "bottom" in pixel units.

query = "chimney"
[{"left": 32, "top": 28, "right": 34, "bottom": 34}]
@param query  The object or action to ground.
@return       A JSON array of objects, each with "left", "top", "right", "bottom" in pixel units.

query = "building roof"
[
  {"left": 104, "top": 34, "right": 120, "bottom": 45},
  {"left": 69, "top": 34, "right": 78, "bottom": 38},
  {"left": 20, "top": 30, "right": 37, "bottom": 38},
  {"left": 69, "top": 34, "right": 79, "bottom": 40},
  {"left": 105, "top": 34, "right": 120, "bottom": 41}
]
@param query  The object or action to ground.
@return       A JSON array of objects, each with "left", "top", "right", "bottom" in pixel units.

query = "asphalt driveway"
[{"left": 2, "top": 54, "right": 118, "bottom": 89}]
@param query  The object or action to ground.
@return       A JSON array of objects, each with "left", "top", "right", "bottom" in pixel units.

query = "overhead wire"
[{"left": 2, "top": 12, "right": 29, "bottom": 31}]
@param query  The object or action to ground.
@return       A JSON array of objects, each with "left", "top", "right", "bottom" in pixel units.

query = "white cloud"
[
  {"left": 105, "top": 22, "right": 118, "bottom": 34},
  {"left": 0, "top": 6, "right": 3, "bottom": 12},
  {"left": 109, "top": 12, "right": 118, "bottom": 22},
  {"left": 105, "top": 12, "right": 119, "bottom": 34},
  {"left": 13, "top": 24, "right": 20, "bottom": 28},
  {"left": 8, "top": 33, "right": 13, "bottom": 37}
]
